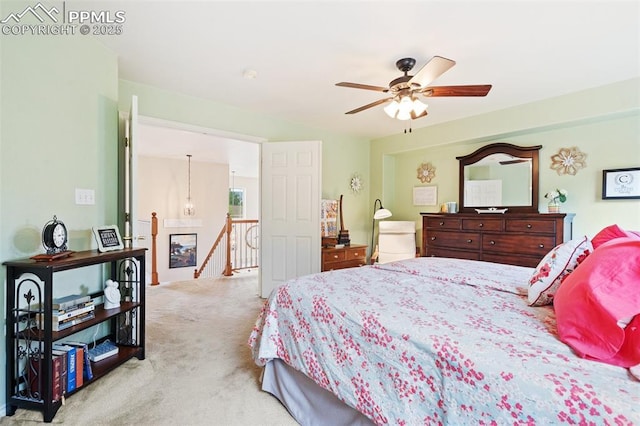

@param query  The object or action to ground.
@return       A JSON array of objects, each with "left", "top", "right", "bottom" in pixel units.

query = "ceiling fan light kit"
[
  {"left": 384, "top": 95, "right": 428, "bottom": 120},
  {"left": 336, "top": 55, "right": 491, "bottom": 122}
]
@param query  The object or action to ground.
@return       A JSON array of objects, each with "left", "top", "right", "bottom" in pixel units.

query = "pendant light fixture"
[{"left": 184, "top": 154, "right": 195, "bottom": 216}]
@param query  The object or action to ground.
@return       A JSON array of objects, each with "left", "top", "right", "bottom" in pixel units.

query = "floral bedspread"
[{"left": 249, "top": 257, "right": 639, "bottom": 425}]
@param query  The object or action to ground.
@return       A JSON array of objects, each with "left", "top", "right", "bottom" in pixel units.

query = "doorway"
[
  {"left": 134, "top": 116, "right": 263, "bottom": 285},
  {"left": 121, "top": 107, "right": 322, "bottom": 296}
]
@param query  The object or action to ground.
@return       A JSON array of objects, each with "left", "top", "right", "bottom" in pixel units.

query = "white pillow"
[{"left": 527, "top": 236, "right": 592, "bottom": 306}]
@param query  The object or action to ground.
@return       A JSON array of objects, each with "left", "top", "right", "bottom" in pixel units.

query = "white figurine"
[{"left": 104, "top": 279, "right": 121, "bottom": 310}]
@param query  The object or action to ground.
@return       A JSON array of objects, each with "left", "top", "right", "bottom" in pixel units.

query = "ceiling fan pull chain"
[{"left": 404, "top": 118, "right": 413, "bottom": 134}]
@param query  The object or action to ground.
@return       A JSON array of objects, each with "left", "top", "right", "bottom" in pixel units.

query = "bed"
[{"left": 249, "top": 233, "right": 640, "bottom": 425}]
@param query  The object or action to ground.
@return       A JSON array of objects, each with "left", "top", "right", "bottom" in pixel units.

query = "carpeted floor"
[{"left": 1, "top": 270, "right": 298, "bottom": 425}]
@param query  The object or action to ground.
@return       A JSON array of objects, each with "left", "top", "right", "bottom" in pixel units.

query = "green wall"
[
  {"left": 0, "top": 34, "right": 119, "bottom": 410},
  {"left": 371, "top": 79, "right": 640, "bottom": 246}
]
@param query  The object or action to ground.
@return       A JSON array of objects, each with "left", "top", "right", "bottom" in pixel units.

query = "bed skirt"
[{"left": 261, "top": 359, "right": 372, "bottom": 426}]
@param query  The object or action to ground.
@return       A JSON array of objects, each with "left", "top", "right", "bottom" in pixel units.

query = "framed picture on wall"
[
  {"left": 169, "top": 233, "right": 197, "bottom": 268},
  {"left": 602, "top": 167, "right": 640, "bottom": 199}
]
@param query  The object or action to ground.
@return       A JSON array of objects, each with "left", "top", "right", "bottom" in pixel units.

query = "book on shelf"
[
  {"left": 74, "top": 345, "right": 84, "bottom": 388},
  {"left": 88, "top": 340, "right": 119, "bottom": 362},
  {"left": 52, "top": 344, "right": 76, "bottom": 393},
  {"left": 39, "top": 311, "right": 96, "bottom": 332},
  {"left": 52, "top": 294, "right": 91, "bottom": 310},
  {"left": 52, "top": 349, "right": 67, "bottom": 396},
  {"left": 64, "top": 341, "right": 93, "bottom": 382},
  {"left": 36, "top": 302, "right": 95, "bottom": 324},
  {"left": 53, "top": 300, "right": 95, "bottom": 316},
  {"left": 62, "top": 343, "right": 84, "bottom": 388},
  {"left": 28, "top": 353, "right": 63, "bottom": 403}
]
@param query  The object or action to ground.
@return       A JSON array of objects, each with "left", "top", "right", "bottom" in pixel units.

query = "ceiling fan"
[{"left": 336, "top": 56, "right": 492, "bottom": 120}]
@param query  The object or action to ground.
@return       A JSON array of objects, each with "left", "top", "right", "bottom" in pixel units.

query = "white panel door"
[{"left": 260, "top": 141, "right": 321, "bottom": 298}]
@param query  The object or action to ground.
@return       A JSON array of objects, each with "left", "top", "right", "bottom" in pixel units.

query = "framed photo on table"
[
  {"left": 602, "top": 167, "right": 640, "bottom": 199},
  {"left": 92, "top": 225, "right": 124, "bottom": 252}
]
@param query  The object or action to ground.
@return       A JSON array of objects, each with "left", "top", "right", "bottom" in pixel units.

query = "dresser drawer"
[
  {"left": 426, "top": 230, "right": 480, "bottom": 249},
  {"left": 323, "top": 259, "right": 366, "bottom": 271},
  {"left": 345, "top": 246, "right": 366, "bottom": 260},
  {"left": 425, "top": 217, "right": 461, "bottom": 230},
  {"left": 505, "top": 219, "right": 556, "bottom": 234},
  {"left": 425, "top": 247, "right": 481, "bottom": 261},
  {"left": 323, "top": 250, "right": 346, "bottom": 264},
  {"left": 482, "top": 233, "right": 555, "bottom": 257},
  {"left": 482, "top": 253, "right": 541, "bottom": 268},
  {"left": 462, "top": 218, "right": 503, "bottom": 232},
  {"left": 322, "top": 244, "right": 368, "bottom": 272}
]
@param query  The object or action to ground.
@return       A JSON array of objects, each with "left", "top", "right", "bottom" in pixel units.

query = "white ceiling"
[
  {"left": 99, "top": 1, "right": 639, "bottom": 171},
  {"left": 137, "top": 122, "right": 260, "bottom": 177}
]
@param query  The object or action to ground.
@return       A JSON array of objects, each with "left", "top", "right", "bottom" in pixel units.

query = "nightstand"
[{"left": 321, "top": 244, "right": 368, "bottom": 271}]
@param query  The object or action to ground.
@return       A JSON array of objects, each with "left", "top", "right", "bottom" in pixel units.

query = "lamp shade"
[
  {"left": 374, "top": 208, "right": 392, "bottom": 220},
  {"left": 412, "top": 98, "right": 428, "bottom": 115},
  {"left": 383, "top": 100, "right": 400, "bottom": 118}
]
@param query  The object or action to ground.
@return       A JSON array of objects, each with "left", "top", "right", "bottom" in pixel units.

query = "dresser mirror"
[{"left": 457, "top": 143, "right": 541, "bottom": 213}]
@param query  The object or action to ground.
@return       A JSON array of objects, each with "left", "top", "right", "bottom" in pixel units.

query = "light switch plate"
[{"left": 75, "top": 188, "right": 95, "bottom": 205}]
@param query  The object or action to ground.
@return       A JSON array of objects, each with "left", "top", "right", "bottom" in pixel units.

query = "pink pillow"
[
  {"left": 554, "top": 237, "right": 640, "bottom": 367},
  {"left": 527, "top": 236, "right": 592, "bottom": 306},
  {"left": 591, "top": 224, "right": 630, "bottom": 249}
]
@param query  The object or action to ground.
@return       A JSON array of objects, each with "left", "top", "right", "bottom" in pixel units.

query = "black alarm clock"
[{"left": 42, "top": 215, "right": 68, "bottom": 255}]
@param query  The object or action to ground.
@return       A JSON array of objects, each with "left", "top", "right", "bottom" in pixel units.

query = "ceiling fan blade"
[
  {"left": 345, "top": 97, "right": 392, "bottom": 114},
  {"left": 499, "top": 159, "right": 529, "bottom": 165},
  {"left": 408, "top": 56, "right": 456, "bottom": 88},
  {"left": 421, "top": 85, "right": 492, "bottom": 97},
  {"left": 336, "top": 82, "right": 389, "bottom": 92}
]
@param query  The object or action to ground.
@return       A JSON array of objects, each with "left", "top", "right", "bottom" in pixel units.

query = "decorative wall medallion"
[
  {"left": 350, "top": 173, "right": 363, "bottom": 194},
  {"left": 417, "top": 162, "right": 436, "bottom": 183},
  {"left": 550, "top": 147, "right": 587, "bottom": 175}
]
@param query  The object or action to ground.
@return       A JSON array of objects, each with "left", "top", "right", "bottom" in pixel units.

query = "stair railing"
[{"left": 194, "top": 213, "right": 259, "bottom": 279}]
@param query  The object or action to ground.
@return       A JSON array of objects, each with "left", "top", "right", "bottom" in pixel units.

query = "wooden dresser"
[
  {"left": 322, "top": 244, "right": 368, "bottom": 271},
  {"left": 421, "top": 213, "right": 574, "bottom": 268}
]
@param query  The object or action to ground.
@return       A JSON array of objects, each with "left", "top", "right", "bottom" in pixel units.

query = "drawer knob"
[
  {"left": 431, "top": 237, "right": 436, "bottom": 241},
  {"left": 478, "top": 223, "right": 483, "bottom": 228},
  {"left": 490, "top": 240, "right": 496, "bottom": 245},
  {"left": 333, "top": 255, "right": 339, "bottom": 259},
  {"left": 354, "top": 252, "right": 359, "bottom": 256},
  {"left": 539, "top": 244, "right": 545, "bottom": 248},
  {"left": 527, "top": 224, "right": 532, "bottom": 228},
  {"left": 467, "top": 239, "right": 473, "bottom": 243},
  {"left": 439, "top": 221, "right": 445, "bottom": 226}
]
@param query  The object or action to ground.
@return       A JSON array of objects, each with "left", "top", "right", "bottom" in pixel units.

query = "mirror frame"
[{"left": 457, "top": 143, "right": 542, "bottom": 214}]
